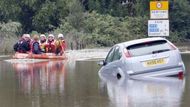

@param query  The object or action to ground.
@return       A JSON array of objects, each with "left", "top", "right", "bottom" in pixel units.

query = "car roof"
[{"left": 116, "top": 37, "right": 167, "bottom": 48}]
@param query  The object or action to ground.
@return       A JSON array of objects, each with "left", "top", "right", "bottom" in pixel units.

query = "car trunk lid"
[{"left": 124, "top": 40, "right": 180, "bottom": 74}]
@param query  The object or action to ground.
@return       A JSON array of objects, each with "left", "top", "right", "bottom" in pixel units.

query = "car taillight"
[
  {"left": 178, "top": 71, "right": 184, "bottom": 80},
  {"left": 124, "top": 49, "right": 131, "bottom": 58}
]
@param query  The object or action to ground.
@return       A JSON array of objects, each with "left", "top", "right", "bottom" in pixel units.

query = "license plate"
[
  {"left": 146, "top": 85, "right": 166, "bottom": 96},
  {"left": 145, "top": 58, "right": 166, "bottom": 67}
]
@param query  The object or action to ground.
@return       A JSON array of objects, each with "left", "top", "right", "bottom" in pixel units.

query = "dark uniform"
[
  {"left": 14, "top": 38, "right": 31, "bottom": 53},
  {"left": 32, "top": 41, "right": 42, "bottom": 54}
]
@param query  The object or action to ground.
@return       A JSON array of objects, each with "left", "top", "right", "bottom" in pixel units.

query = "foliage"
[
  {"left": 0, "top": 0, "right": 71, "bottom": 33},
  {"left": 0, "top": 0, "right": 190, "bottom": 50},
  {"left": 0, "top": 21, "right": 22, "bottom": 37},
  {"left": 54, "top": 11, "right": 148, "bottom": 49},
  {"left": 169, "top": 0, "right": 190, "bottom": 41},
  {"left": 0, "top": 21, "right": 21, "bottom": 53}
]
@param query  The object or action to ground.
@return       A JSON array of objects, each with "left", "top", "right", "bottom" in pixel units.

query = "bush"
[
  {"left": 0, "top": 21, "right": 21, "bottom": 53},
  {"left": 53, "top": 11, "right": 149, "bottom": 49}
]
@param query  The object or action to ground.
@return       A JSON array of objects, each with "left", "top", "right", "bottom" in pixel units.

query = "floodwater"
[{"left": 0, "top": 54, "right": 190, "bottom": 107}]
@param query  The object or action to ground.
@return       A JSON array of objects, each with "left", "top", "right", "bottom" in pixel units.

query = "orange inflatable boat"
[{"left": 13, "top": 52, "right": 67, "bottom": 60}]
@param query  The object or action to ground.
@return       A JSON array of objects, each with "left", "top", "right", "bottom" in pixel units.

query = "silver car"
[{"left": 99, "top": 37, "right": 185, "bottom": 78}]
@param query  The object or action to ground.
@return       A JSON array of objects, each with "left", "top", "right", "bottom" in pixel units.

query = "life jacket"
[
  {"left": 17, "top": 39, "right": 24, "bottom": 53},
  {"left": 62, "top": 40, "right": 66, "bottom": 51},
  {"left": 39, "top": 40, "right": 47, "bottom": 52},
  {"left": 29, "top": 40, "right": 33, "bottom": 53},
  {"left": 31, "top": 40, "right": 41, "bottom": 54},
  {"left": 16, "top": 38, "right": 31, "bottom": 53},
  {"left": 55, "top": 40, "right": 66, "bottom": 51},
  {"left": 45, "top": 40, "right": 55, "bottom": 53},
  {"left": 55, "top": 40, "right": 67, "bottom": 55}
]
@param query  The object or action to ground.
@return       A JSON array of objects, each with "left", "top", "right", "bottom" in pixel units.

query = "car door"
[
  {"left": 104, "top": 47, "right": 115, "bottom": 65},
  {"left": 100, "top": 46, "right": 124, "bottom": 78},
  {"left": 104, "top": 46, "right": 122, "bottom": 66}
]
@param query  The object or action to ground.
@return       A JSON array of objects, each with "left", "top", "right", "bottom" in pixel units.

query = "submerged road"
[{"left": 0, "top": 49, "right": 189, "bottom": 107}]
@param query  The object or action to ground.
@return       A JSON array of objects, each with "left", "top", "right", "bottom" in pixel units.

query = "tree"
[
  {"left": 135, "top": 0, "right": 149, "bottom": 16},
  {"left": 66, "top": 0, "right": 84, "bottom": 31},
  {"left": 169, "top": 0, "right": 190, "bottom": 41},
  {"left": 0, "top": 0, "right": 20, "bottom": 22},
  {"left": 32, "top": 1, "right": 58, "bottom": 32}
]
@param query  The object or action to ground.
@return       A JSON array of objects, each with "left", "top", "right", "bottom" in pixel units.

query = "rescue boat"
[{"left": 13, "top": 52, "right": 67, "bottom": 60}]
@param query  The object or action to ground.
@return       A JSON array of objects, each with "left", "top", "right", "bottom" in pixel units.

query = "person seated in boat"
[
  {"left": 45, "top": 34, "right": 56, "bottom": 53},
  {"left": 39, "top": 34, "right": 47, "bottom": 53},
  {"left": 31, "top": 34, "right": 42, "bottom": 54},
  {"left": 13, "top": 34, "right": 31, "bottom": 53},
  {"left": 55, "top": 33, "right": 67, "bottom": 56}
]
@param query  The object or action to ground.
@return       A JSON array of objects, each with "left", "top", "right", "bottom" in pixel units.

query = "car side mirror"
[{"left": 98, "top": 60, "right": 107, "bottom": 66}]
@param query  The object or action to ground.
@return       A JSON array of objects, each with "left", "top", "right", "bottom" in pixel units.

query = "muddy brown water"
[{"left": 0, "top": 54, "right": 190, "bottom": 107}]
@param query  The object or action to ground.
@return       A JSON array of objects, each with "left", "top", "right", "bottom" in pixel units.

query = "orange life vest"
[
  {"left": 39, "top": 40, "right": 47, "bottom": 52},
  {"left": 45, "top": 40, "right": 55, "bottom": 53}
]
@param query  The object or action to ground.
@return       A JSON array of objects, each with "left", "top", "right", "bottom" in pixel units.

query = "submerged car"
[{"left": 99, "top": 37, "right": 185, "bottom": 78}]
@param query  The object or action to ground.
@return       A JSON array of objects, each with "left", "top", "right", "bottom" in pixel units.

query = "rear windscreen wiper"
[{"left": 152, "top": 49, "right": 170, "bottom": 54}]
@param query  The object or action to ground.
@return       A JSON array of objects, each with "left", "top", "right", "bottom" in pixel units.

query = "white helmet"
[
  {"left": 40, "top": 34, "right": 46, "bottom": 38},
  {"left": 48, "top": 34, "right": 54, "bottom": 38},
  {"left": 23, "top": 34, "right": 31, "bottom": 38},
  {"left": 58, "top": 33, "right": 64, "bottom": 38}
]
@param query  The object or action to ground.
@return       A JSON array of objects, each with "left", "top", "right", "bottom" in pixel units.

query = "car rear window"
[{"left": 127, "top": 40, "right": 173, "bottom": 57}]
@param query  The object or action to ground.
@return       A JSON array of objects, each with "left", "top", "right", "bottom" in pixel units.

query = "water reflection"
[
  {"left": 99, "top": 72, "right": 185, "bottom": 107},
  {"left": 12, "top": 61, "right": 66, "bottom": 95},
  {"left": 0, "top": 54, "right": 189, "bottom": 107}
]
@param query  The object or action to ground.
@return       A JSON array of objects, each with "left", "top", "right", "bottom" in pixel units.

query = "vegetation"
[
  {"left": 0, "top": 0, "right": 190, "bottom": 51},
  {"left": 0, "top": 21, "right": 21, "bottom": 53}
]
